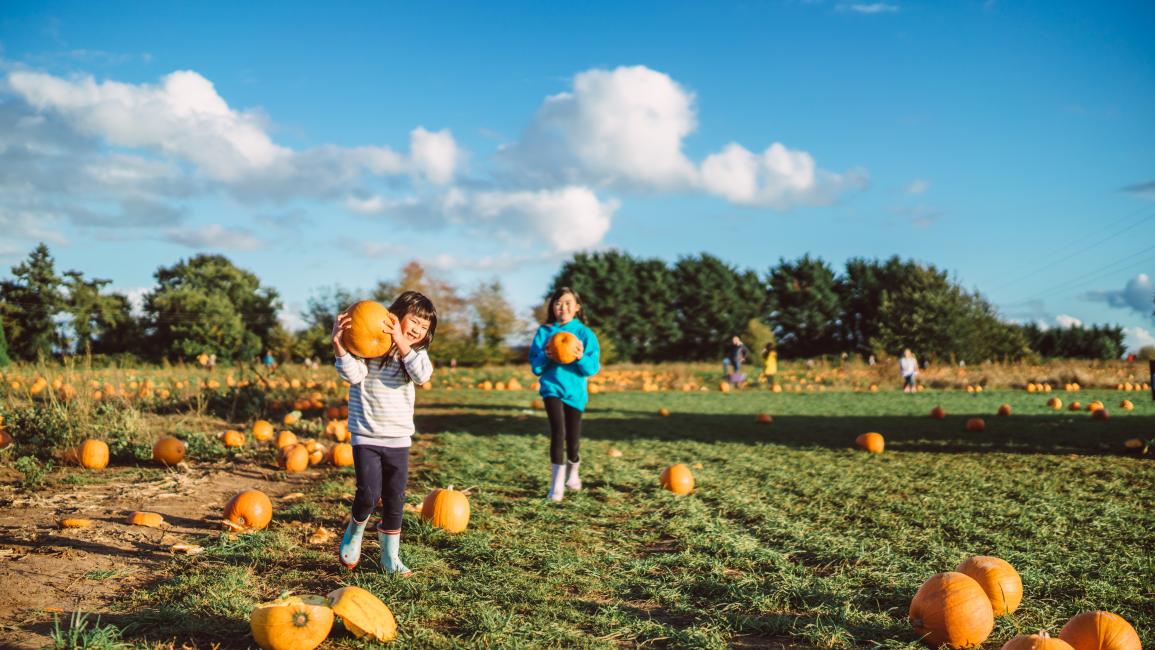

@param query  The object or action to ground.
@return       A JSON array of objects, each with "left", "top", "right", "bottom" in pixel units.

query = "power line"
[{"left": 1009, "top": 244, "right": 1155, "bottom": 306}]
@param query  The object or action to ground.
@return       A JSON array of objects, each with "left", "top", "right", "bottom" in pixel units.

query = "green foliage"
[
  {"left": 767, "top": 254, "right": 842, "bottom": 357},
  {"left": 204, "top": 384, "right": 268, "bottom": 422},
  {"left": 50, "top": 611, "right": 131, "bottom": 650},
  {"left": 92, "top": 402, "right": 151, "bottom": 463},
  {"left": 0, "top": 318, "right": 10, "bottom": 367},
  {"left": 1137, "top": 345, "right": 1155, "bottom": 361},
  {"left": 88, "top": 293, "right": 146, "bottom": 356},
  {"left": 0, "top": 243, "right": 65, "bottom": 360},
  {"left": 741, "top": 317, "right": 776, "bottom": 361},
  {"left": 4, "top": 404, "right": 75, "bottom": 458},
  {"left": 13, "top": 455, "right": 53, "bottom": 491},
  {"left": 670, "top": 254, "right": 765, "bottom": 360},
  {"left": 62, "top": 271, "right": 121, "bottom": 356},
  {"left": 145, "top": 254, "right": 281, "bottom": 362},
  {"left": 1020, "top": 323, "right": 1126, "bottom": 359}
]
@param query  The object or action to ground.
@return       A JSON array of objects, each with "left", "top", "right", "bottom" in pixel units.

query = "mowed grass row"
[{"left": 120, "top": 390, "right": 1153, "bottom": 649}]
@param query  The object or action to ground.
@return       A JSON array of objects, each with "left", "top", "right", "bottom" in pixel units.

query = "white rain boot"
[
  {"left": 565, "top": 460, "right": 582, "bottom": 491},
  {"left": 338, "top": 516, "right": 369, "bottom": 568},
  {"left": 547, "top": 463, "right": 566, "bottom": 501},
  {"left": 378, "top": 529, "right": 412, "bottom": 576}
]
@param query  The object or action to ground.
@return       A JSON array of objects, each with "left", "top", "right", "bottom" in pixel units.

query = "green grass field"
[{"left": 101, "top": 390, "right": 1155, "bottom": 647}]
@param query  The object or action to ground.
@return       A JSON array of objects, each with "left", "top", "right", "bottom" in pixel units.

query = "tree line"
[
  {"left": 545, "top": 251, "right": 1135, "bottom": 363},
  {"left": 0, "top": 243, "right": 1141, "bottom": 367}
]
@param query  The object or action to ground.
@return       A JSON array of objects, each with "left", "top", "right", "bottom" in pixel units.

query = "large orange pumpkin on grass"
[
  {"left": 955, "top": 555, "right": 1022, "bottom": 616},
  {"left": 252, "top": 420, "right": 275, "bottom": 442},
  {"left": 997, "top": 404, "right": 1012, "bottom": 416},
  {"left": 341, "top": 300, "right": 394, "bottom": 358},
  {"left": 249, "top": 594, "right": 333, "bottom": 650},
  {"left": 220, "top": 430, "right": 245, "bottom": 447},
  {"left": 1059, "top": 611, "right": 1142, "bottom": 650},
  {"left": 278, "top": 444, "right": 309, "bottom": 473},
  {"left": 908, "top": 572, "right": 995, "bottom": 648},
  {"left": 329, "top": 443, "right": 354, "bottom": 467},
  {"left": 72, "top": 439, "right": 110, "bottom": 470},
  {"left": 661, "top": 463, "right": 695, "bottom": 495},
  {"left": 546, "top": 331, "right": 582, "bottom": 364},
  {"left": 421, "top": 486, "right": 471, "bottom": 533},
  {"left": 931, "top": 406, "right": 946, "bottom": 419},
  {"left": 327, "top": 585, "right": 397, "bottom": 642},
  {"left": 275, "top": 430, "right": 298, "bottom": 449},
  {"left": 856, "top": 432, "right": 885, "bottom": 454},
  {"left": 1002, "top": 631, "right": 1075, "bottom": 650},
  {"left": 153, "top": 436, "right": 186, "bottom": 465},
  {"left": 965, "top": 418, "right": 986, "bottom": 432},
  {"left": 223, "top": 489, "right": 273, "bottom": 532}
]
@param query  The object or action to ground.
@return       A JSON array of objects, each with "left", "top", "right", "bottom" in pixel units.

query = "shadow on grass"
[{"left": 416, "top": 408, "right": 1155, "bottom": 455}]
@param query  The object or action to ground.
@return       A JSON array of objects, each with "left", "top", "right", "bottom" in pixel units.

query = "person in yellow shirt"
[{"left": 759, "top": 342, "right": 778, "bottom": 388}]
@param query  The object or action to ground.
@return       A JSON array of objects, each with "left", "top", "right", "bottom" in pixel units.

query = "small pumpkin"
[
  {"left": 931, "top": 406, "right": 946, "bottom": 419},
  {"left": 607, "top": 448, "right": 623, "bottom": 458},
  {"left": 127, "top": 511, "right": 165, "bottom": 528},
  {"left": 275, "top": 430, "right": 299, "bottom": 449},
  {"left": 660, "top": 463, "right": 695, "bottom": 495},
  {"left": 329, "top": 443, "right": 354, "bottom": 467},
  {"left": 1122, "top": 438, "right": 1147, "bottom": 455},
  {"left": 252, "top": 420, "right": 275, "bottom": 442},
  {"left": 220, "top": 430, "right": 245, "bottom": 447},
  {"left": 855, "top": 432, "right": 885, "bottom": 454},
  {"left": 1069, "top": 401, "right": 1083, "bottom": 411},
  {"left": 1059, "top": 611, "right": 1142, "bottom": 650},
  {"left": 421, "top": 486, "right": 471, "bottom": 533},
  {"left": 223, "top": 489, "right": 273, "bottom": 532},
  {"left": 153, "top": 436, "right": 186, "bottom": 466},
  {"left": 283, "top": 410, "right": 302, "bottom": 426},
  {"left": 658, "top": 407, "right": 670, "bottom": 417},
  {"left": 0, "top": 429, "right": 12, "bottom": 449},
  {"left": 59, "top": 517, "right": 94, "bottom": 528},
  {"left": 530, "top": 398, "right": 545, "bottom": 410},
  {"left": 73, "top": 439, "right": 110, "bottom": 470},
  {"left": 997, "top": 404, "right": 1012, "bottom": 416},
  {"left": 327, "top": 585, "right": 397, "bottom": 642},
  {"left": 1047, "top": 397, "right": 1063, "bottom": 410},
  {"left": 341, "top": 300, "right": 395, "bottom": 358},
  {"left": 250, "top": 594, "right": 333, "bottom": 650},
  {"left": 1002, "top": 631, "right": 1075, "bottom": 650},
  {"left": 546, "top": 331, "right": 582, "bottom": 364},
  {"left": 278, "top": 444, "right": 309, "bottom": 473},
  {"left": 965, "top": 418, "right": 986, "bottom": 432},
  {"left": 304, "top": 441, "right": 325, "bottom": 465},
  {"left": 1119, "top": 399, "right": 1133, "bottom": 411},
  {"left": 909, "top": 572, "right": 994, "bottom": 648},
  {"left": 955, "top": 555, "right": 1022, "bottom": 616},
  {"left": 324, "top": 419, "right": 349, "bottom": 442},
  {"left": 1091, "top": 408, "right": 1109, "bottom": 421},
  {"left": 756, "top": 413, "right": 772, "bottom": 424}
]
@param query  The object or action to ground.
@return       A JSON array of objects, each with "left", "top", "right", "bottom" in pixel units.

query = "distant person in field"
[
  {"left": 529, "top": 287, "right": 601, "bottom": 502},
  {"left": 332, "top": 291, "right": 437, "bottom": 576},
  {"left": 262, "top": 349, "right": 275, "bottom": 371},
  {"left": 759, "top": 342, "right": 778, "bottom": 387},
  {"left": 723, "top": 335, "right": 751, "bottom": 378},
  {"left": 900, "top": 348, "right": 919, "bottom": 393}
]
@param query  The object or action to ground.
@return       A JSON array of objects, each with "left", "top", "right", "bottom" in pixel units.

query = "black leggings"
[
  {"left": 544, "top": 397, "right": 582, "bottom": 464},
  {"left": 351, "top": 445, "right": 409, "bottom": 532}
]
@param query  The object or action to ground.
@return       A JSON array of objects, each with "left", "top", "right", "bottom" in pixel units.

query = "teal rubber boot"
[
  {"left": 338, "top": 516, "right": 369, "bottom": 568},
  {"left": 378, "top": 529, "right": 412, "bottom": 576}
]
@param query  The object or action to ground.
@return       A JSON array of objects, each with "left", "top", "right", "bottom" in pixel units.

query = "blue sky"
[{"left": 1, "top": 1, "right": 1153, "bottom": 349}]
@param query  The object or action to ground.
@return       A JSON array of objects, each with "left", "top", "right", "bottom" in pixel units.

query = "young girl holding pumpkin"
[
  {"left": 333, "top": 291, "right": 436, "bottom": 575},
  {"left": 529, "top": 287, "right": 601, "bottom": 501}
]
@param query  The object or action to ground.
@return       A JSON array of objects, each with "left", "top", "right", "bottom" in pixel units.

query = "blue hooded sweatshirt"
[{"left": 529, "top": 318, "right": 601, "bottom": 411}]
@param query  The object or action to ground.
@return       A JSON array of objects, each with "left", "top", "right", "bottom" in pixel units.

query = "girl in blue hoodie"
[{"left": 529, "top": 287, "right": 601, "bottom": 501}]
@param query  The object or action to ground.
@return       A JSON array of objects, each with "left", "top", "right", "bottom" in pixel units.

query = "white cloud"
[
  {"left": 164, "top": 224, "right": 264, "bottom": 251},
  {"left": 1081, "top": 273, "right": 1155, "bottom": 318},
  {"left": 409, "top": 127, "right": 461, "bottom": 185},
  {"left": 905, "top": 179, "right": 930, "bottom": 194},
  {"left": 1123, "top": 326, "right": 1155, "bottom": 352},
  {"left": 1055, "top": 314, "right": 1083, "bottom": 329},
  {"left": 700, "top": 142, "right": 867, "bottom": 208},
  {"left": 838, "top": 3, "right": 900, "bottom": 13},
  {"left": 461, "top": 186, "right": 617, "bottom": 252},
  {"left": 114, "top": 287, "right": 150, "bottom": 316}
]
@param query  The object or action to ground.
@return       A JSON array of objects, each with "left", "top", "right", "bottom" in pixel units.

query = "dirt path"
[{"left": 0, "top": 461, "right": 317, "bottom": 649}]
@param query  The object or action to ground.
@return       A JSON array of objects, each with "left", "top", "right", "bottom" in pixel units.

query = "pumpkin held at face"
[{"left": 341, "top": 300, "right": 395, "bottom": 358}]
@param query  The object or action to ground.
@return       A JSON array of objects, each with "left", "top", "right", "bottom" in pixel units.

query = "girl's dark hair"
[
  {"left": 376, "top": 290, "right": 437, "bottom": 380},
  {"left": 545, "top": 286, "right": 583, "bottom": 324}
]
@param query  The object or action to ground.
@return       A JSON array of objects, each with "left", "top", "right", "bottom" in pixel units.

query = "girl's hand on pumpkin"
[
  {"left": 331, "top": 311, "right": 351, "bottom": 356},
  {"left": 572, "top": 340, "right": 584, "bottom": 361},
  {"left": 388, "top": 314, "right": 411, "bottom": 357}
]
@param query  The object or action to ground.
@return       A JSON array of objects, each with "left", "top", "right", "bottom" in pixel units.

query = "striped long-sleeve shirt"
[{"left": 335, "top": 349, "right": 433, "bottom": 447}]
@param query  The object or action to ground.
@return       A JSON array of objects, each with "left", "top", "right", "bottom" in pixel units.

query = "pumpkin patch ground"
[{"left": 1, "top": 371, "right": 1152, "bottom": 648}]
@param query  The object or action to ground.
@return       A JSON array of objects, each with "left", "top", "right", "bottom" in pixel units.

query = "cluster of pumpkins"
[
  {"left": 909, "top": 556, "right": 1141, "bottom": 649},
  {"left": 238, "top": 418, "right": 355, "bottom": 473},
  {"left": 58, "top": 435, "right": 187, "bottom": 470}
]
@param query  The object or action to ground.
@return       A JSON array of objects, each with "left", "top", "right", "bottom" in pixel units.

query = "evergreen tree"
[
  {"left": 0, "top": 243, "right": 64, "bottom": 360},
  {"left": 670, "top": 254, "right": 765, "bottom": 360},
  {"left": 0, "top": 320, "right": 11, "bottom": 367},
  {"left": 767, "top": 254, "right": 842, "bottom": 357}
]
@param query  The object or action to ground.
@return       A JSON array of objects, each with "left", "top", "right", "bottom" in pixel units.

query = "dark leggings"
[
  {"left": 351, "top": 445, "right": 409, "bottom": 532},
  {"left": 544, "top": 397, "right": 582, "bottom": 465}
]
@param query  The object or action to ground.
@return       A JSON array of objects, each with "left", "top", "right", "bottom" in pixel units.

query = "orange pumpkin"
[
  {"left": 220, "top": 430, "right": 245, "bottom": 447},
  {"left": 1069, "top": 401, "right": 1082, "bottom": 411},
  {"left": 1047, "top": 397, "right": 1063, "bottom": 410},
  {"left": 73, "top": 439, "right": 110, "bottom": 470},
  {"left": 282, "top": 410, "right": 302, "bottom": 426},
  {"left": 1122, "top": 438, "right": 1147, "bottom": 455},
  {"left": 327, "top": 585, "right": 397, "bottom": 642},
  {"left": 658, "top": 407, "right": 670, "bottom": 417},
  {"left": 341, "top": 300, "right": 394, "bottom": 358},
  {"left": 252, "top": 420, "right": 275, "bottom": 442},
  {"left": 325, "top": 419, "right": 349, "bottom": 442},
  {"left": 223, "top": 489, "right": 273, "bottom": 532},
  {"left": 153, "top": 436, "right": 186, "bottom": 466},
  {"left": 965, "top": 418, "right": 986, "bottom": 432},
  {"left": 1119, "top": 399, "right": 1133, "bottom": 411},
  {"left": 1091, "top": 408, "right": 1109, "bottom": 421},
  {"left": 546, "top": 331, "right": 581, "bottom": 364},
  {"left": 1002, "top": 631, "right": 1075, "bottom": 650},
  {"left": 274, "top": 430, "right": 298, "bottom": 449},
  {"left": 1059, "top": 611, "right": 1142, "bottom": 650},
  {"left": 329, "top": 443, "right": 354, "bottom": 467},
  {"left": 127, "top": 511, "right": 165, "bottom": 528},
  {"left": 908, "top": 572, "right": 995, "bottom": 648},
  {"left": 955, "top": 555, "right": 1022, "bottom": 616},
  {"left": 249, "top": 594, "right": 333, "bottom": 650},
  {"left": 421, "top": 486, "right": 471, "bottom": 533},
  {"left": 660, "top": 463, "right": 695, "bottom": 495},
  {"left": 0, "top": 430, "right": 12, "bottom": 449},
  {"left": 856, "top": 432, "right": 885, "bottom": 454},
  {"left": 278, "top": 444, "right": 309, "bottom": 473},
  {"left": 997, "top": 404, "right": 1012, "bottom": 416},
  {"left": 531, "top": 398, "right": 545, "bottom": 410},
  {"left": 931, "top": 406, "right": 946, "bottom": 419},
  {"left": 756, "top": 413, "right": 772, "bottom": 424}
]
